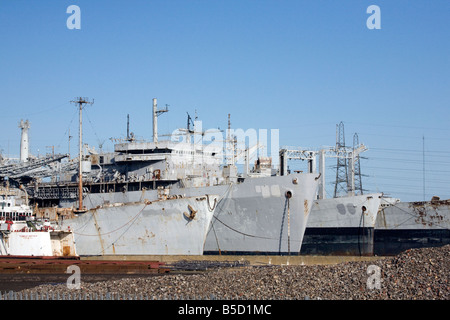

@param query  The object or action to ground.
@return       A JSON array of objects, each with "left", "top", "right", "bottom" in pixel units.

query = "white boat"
[{"left": 0, "top": 191, "right": 77, "bottom": 257}]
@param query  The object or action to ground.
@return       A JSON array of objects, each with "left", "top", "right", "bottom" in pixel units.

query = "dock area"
[
  {"left": 0, "top": 245, "right": 448, "bottom": 300},
  {"left": 0, "top": 254, "right": 386, "bottom": 275},
  {"left": 81, "top": 254, "right": 386, "bottom": 267},
  {"left": 0, "top": 256, "right": 167, "bottom": 274}
]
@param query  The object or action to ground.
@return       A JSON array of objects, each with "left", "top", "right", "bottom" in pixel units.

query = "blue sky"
[{"left": 0, "top": 0, "right": 449, "bottom": 201}]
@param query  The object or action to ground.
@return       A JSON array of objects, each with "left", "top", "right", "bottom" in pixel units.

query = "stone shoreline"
[{"left": 16, "top": 245, "right": 449, "bottom": 300}]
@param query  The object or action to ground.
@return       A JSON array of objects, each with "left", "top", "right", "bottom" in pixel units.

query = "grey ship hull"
[
  {"left": 58, "top": 173, "right": 319, "bottom": 255},
  {"left": 300, "top": 193, "right": 382, "bottom": 256},
  {"left": 58, "top": 195, "right": 217, "bottom": 256},
  {"left": 374, "top": 199, "right": 450, "bottom": 255},
  {"left": 189, "top": 173, "right": 320, "bottom": 255},
  {"left": 15, "top": 98, "right": 320, "bottom": 256}
]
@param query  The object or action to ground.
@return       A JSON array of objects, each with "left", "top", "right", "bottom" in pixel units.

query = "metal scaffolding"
[{"left": 279, "top": 142, "right": 367, "bottom": 199}]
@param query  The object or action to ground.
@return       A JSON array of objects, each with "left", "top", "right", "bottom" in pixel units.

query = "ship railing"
[{"left": 30, "top": 187, "right": 79, "bottom": 199}]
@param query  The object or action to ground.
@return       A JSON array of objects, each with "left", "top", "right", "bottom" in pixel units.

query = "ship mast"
[{"left": 70, "top": 97, "right": 94, "bottom": 213}]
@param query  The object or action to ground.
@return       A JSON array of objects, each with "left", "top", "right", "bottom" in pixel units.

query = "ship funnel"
[{"left": 18, "top": 119, "right": 30, "bottom": 162}]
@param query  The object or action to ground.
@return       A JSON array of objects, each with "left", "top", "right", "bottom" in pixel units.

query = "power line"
[
  {"left": 345, "top": 121, "right": 450, "bottom": 132},
  {"left": 367, "top": 156, "right": 450, "bottom": 165},
  {"left": 1, "top": 101, "right": 70, "bottom": 119},
  {"left": 371, "top": 147, "right": 450, "bottom": 155},
  {"left": 367, "top": 174, "right": 450, "bottom": 184},
  {"left": 363, "top": 165, "right": 450, "bottom": 174}
]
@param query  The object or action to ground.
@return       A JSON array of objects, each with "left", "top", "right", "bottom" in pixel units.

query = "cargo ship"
[
  {"left": 12, "top": 98, "right": 319, "bottom": 256},
  {"left": 374, "top": 196, "right": 450, "bottom": 255},
  {"left": 2, "top": 99, "right": 219, "bottom": 256},
  {"left": 301, "top": 193, "right": 382, "bottom": 256},
  {"left": 278, "top": 147, "right": 383, "bottom": 256}
]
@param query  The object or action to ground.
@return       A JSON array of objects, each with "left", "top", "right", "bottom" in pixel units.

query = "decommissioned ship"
[
  {"left": 374, "top": 196, "right": 450, "bottom": 255},
  {"left": 279, "top": 120, "right": 449, "bottom": 256},
  {"left": 7, "top": 98, "right": 320, "bottom": 256},
  {"left": 303, "top": 193, "right": 382, "bottom": 256},
  {"left": 1, "top": 99, "right": 219, "bottom": 256},
  {"left": 278, "top": 144, "right": 382, "bottom": 256},
  {"left": 2, "top": 101, "right": 449, "bottom": 257}
]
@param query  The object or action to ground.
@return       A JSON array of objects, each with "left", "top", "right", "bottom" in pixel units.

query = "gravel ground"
[{"left": 16, "top": 245, "right": 449, "bottom": 300}]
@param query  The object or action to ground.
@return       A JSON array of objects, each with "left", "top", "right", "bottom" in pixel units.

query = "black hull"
[
  {"left": 300, "top": 227, "right": 375, "bottom": 256},
  {"left": 373, "top": 229, "right": 450, "bottom": 256}
]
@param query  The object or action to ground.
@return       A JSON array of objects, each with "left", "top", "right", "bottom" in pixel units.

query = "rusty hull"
[
  {"left": 0, "top": 256, "right": 168, "bottom": 274},
  {"left": 374, "top": 198, "right": 450, "bottom": 255},
  {"left": 56, "top": 195, "right": 217, "bottom": 256}
]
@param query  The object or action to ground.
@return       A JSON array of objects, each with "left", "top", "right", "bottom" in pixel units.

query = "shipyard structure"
[
  {"left": 0, "top": 99, "right": 448, "bottom": 257},
  {"left": 1, "top": 98, "right": 319, "bottom": 256}
]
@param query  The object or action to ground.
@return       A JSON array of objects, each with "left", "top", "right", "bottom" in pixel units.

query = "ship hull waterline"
[
  {"left": 301, "top": 193, "right": 383, "bottom": 256},
  {"left": 59, "top": 195, "right": 217, "bottom": 256},
  {"left": 193, "top": 174, "right": 320, "bottom": 255},
  {"left": 374, "top": 199, "right": 450, "bottom": 255},
  {"left": 54, "top": 173, "right": 320, "bottom": 256}
]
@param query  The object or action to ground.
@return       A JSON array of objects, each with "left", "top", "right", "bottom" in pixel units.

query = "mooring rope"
[
  {"left": 72, "top": 203, "right": 149, "bottom": 237},
  {"left": 379, "top": 197, "right": 449, "bottom": 230}
]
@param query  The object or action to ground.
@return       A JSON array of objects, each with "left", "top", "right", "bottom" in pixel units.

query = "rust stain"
[
  {"left": 91, "top": 209, "right": 106, "bottom": 254},
  {"left": 411, "top": 202, "right": 445, "bottom": 227},
  {"left": 304, "top": 199, "right": 309, "bottom": 218},
  {"left": 379, "top": 208, "right": 387, "bottom": 228},
  {"left": 138, "top": 229, "right": 155, "bottom": 244},
  {"left": 63, "top": 246, "right": 71, "bottom": 256},
  {"left": 0, "top": 258, "right": 168, "bottom": 274}
]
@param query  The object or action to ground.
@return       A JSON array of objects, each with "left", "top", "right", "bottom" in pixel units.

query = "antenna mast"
[
  {"left": 127, "top": 114, "right": 130, "bottom": 140},
  {"left": 152, "top": 98, "right": 168, "bottom": 143},
  {"left": 70, "top": 97, "right": 94, "bottom": 213},
  {"left": 423, "top": 135, "right": 425, "bottom": 201},
  {"left": 227, "top": 114, "right": 235, "bottom": 165}
]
